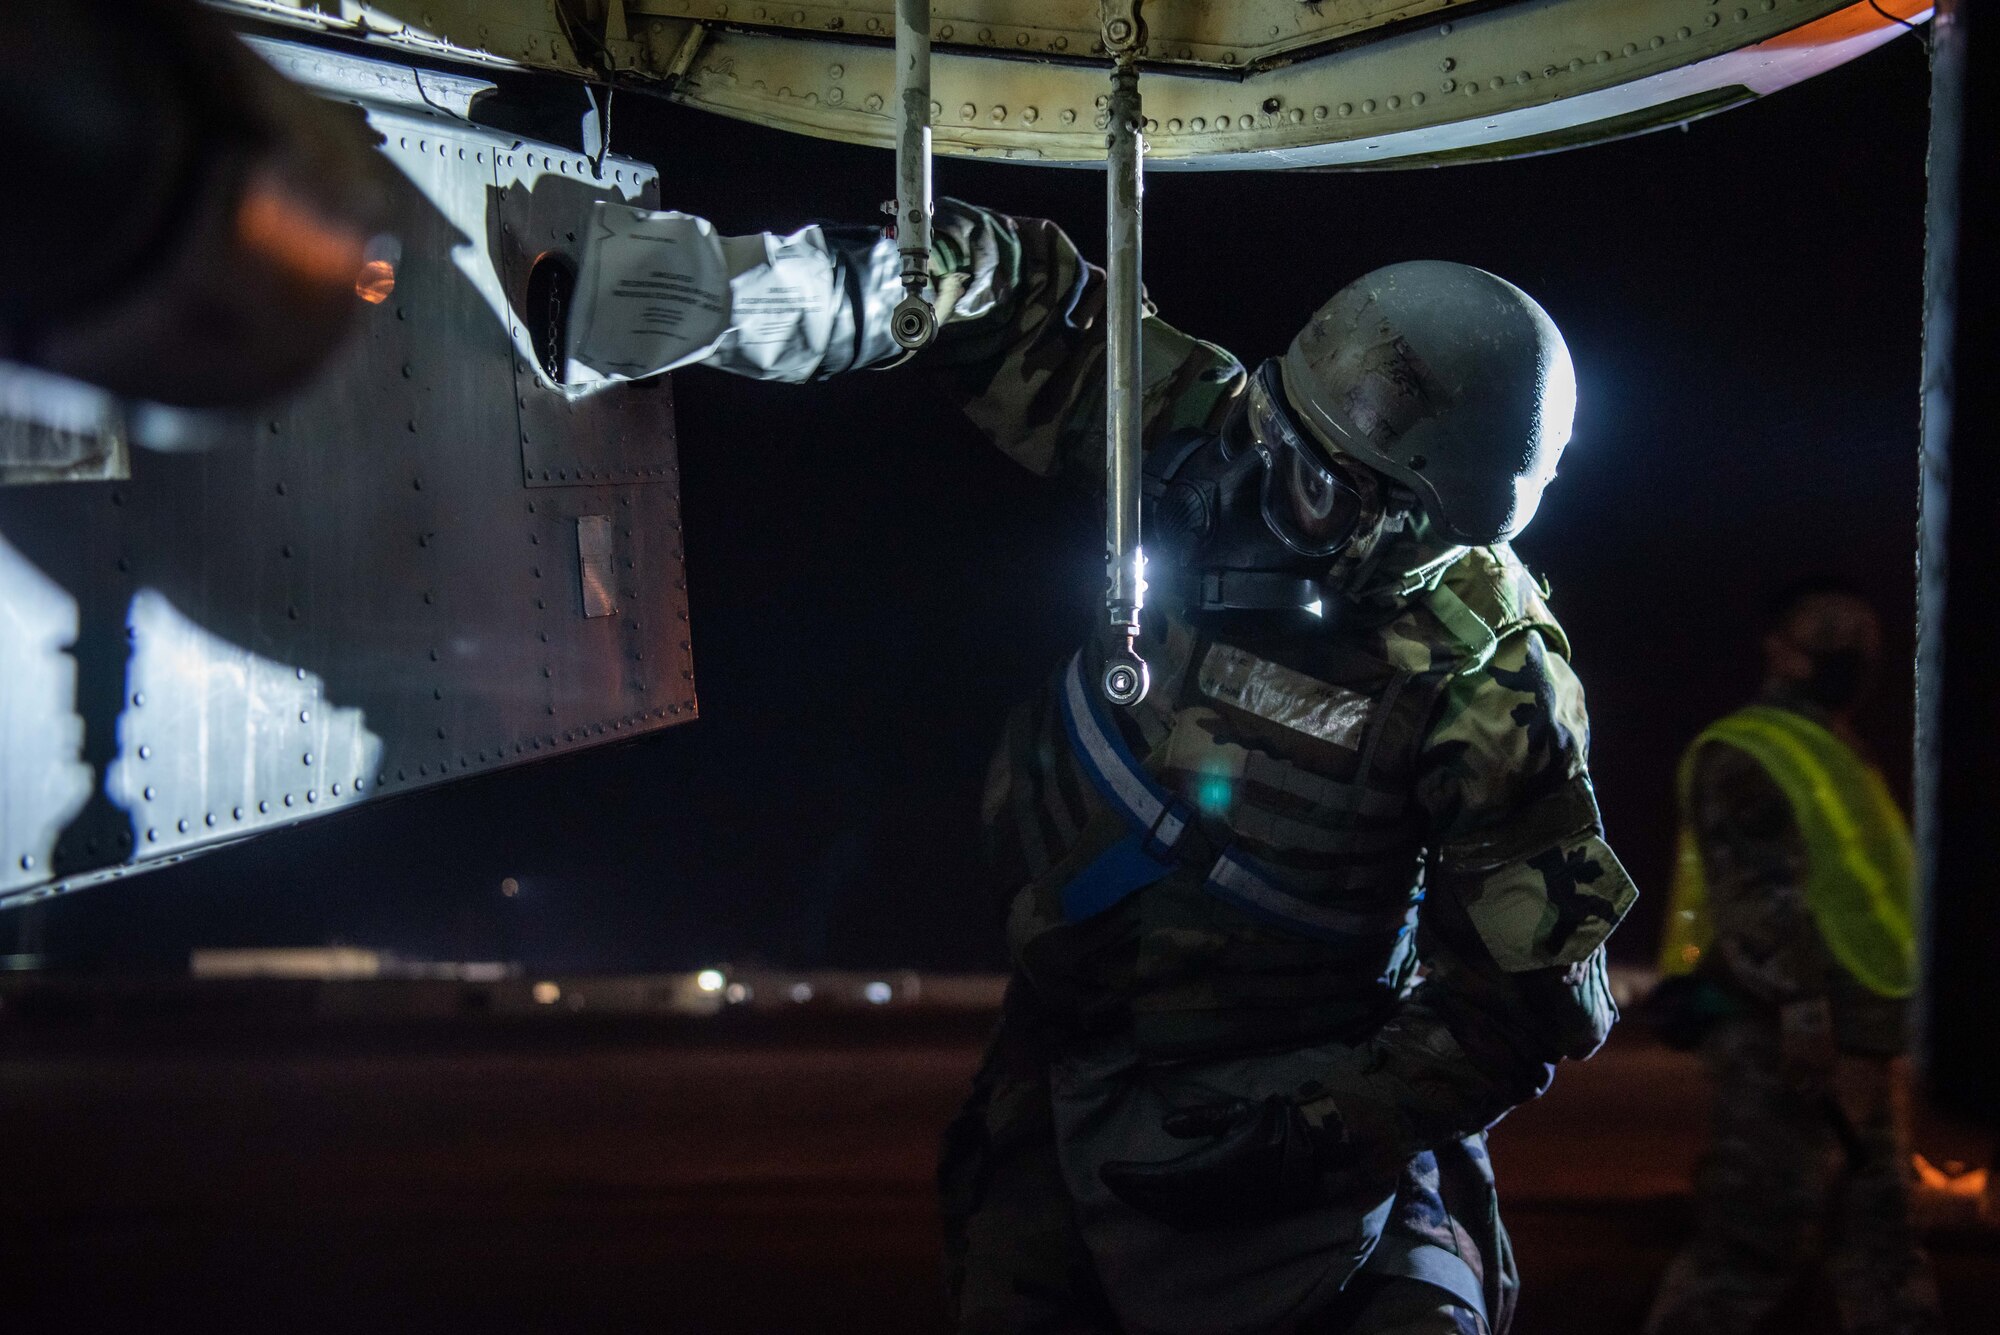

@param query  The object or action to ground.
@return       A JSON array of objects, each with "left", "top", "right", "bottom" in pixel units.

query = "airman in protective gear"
[
  {"left": 570, "top": 200, "right": 1638, "bottom": 1334},
  {"left": 1645, "top": 583, "right": 1941, "bottom": 1335}
]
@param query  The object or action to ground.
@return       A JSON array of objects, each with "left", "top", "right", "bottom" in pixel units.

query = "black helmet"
[{"left": 1280, "top": 260, "right": 1575, "bottom": 545}]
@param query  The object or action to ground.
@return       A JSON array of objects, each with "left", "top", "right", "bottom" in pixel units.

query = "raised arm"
[
  {"left": 920, "top": 202, "right": 1244, "bottom": 481},
  {"left": 565, "top": 199, "right": 1243, "bottom": 480}
]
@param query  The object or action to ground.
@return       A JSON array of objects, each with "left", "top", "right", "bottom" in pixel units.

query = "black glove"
[{"left": 1098, "top": 1094, "right": 1344, "bottom": 1232}]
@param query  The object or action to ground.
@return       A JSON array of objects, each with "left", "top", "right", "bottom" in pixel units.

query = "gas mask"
[{"left": 1144, "top": 361, "right": 1385, "bottom": 614}]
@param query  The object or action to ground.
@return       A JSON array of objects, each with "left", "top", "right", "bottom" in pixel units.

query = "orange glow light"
[
  {"left": 235, "top": 175, "right": 367, "bottom": 291},
  {"left": 355, "top": 258, "right": 397, "bottom": 304},
  {"left": 1912, "top": 1153, "right": 1989, "bottom": 1198}
]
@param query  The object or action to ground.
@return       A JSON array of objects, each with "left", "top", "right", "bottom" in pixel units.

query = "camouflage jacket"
[
  {"left": 913, "top": 203, "right": 1638, "bottom": 1158},
  {"left": 1687, "top": 692, "right": 1908, "bottom": 1055}
]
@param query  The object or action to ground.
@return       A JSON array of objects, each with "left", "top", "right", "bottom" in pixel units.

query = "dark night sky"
[{"left": 23, "top": 31, "right": 1932, "bottom": 974}]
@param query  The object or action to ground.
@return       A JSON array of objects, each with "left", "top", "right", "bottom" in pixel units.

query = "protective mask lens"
[{"left": 1260, "top": 440, "right": 1362, "bottom": 557}]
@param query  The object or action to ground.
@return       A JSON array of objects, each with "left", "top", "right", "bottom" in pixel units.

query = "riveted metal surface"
[
  {"left": 218, "top": 0, "right": 609, "bottom": 76},
  {"left": 621, "top": 0, "right": 1463, "bottom": 69},
  {"left": 489, "top": 151, "right": 682, "bottom": 489},
  {"left": 665, "top": 0, "right": 1927, "bottom": 168},
  {"left": 208, "top": 0, "right": 1928, "bottom": 169},
  {"left": 0, "top": 41, "right": 694, "bottom": 909}
]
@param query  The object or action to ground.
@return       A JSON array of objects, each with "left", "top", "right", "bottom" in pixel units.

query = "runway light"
[
  {"left": 532, "top": 980, "right": 560, "bottom": 1005},
  {"left": 724, "top": 982, "right": 749, "bottom": 1004},
  {"left": 695, "top": 968, "right": 726, "bottom": 993},
  {"left": 863, "top": 980, "right": 892, "bottom": 1005},
  {"left": 789, "top": 982, "right": 814, "bottom": 1003}
]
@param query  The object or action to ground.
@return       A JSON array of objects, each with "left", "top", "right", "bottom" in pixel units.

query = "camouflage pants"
[
  {"left": 940, "top": 992, "right": 1506, "bottom": 1335},
  {"left": 1643, "top": 1014, "right": 1942, "bottom": 1335}
]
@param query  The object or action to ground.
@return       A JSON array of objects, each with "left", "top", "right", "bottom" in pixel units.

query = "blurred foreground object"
[{"left": 0, "top": 0, "right": 394, "bottom": 405}]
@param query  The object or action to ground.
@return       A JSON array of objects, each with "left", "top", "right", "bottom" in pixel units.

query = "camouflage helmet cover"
[{"left": 1280, "top": 260, "right": 1576, "bottom": 545}]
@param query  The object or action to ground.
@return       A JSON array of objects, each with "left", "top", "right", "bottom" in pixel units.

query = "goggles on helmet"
[{"left": 1247, "top": 363, "right": 1364, "bottom": 558}]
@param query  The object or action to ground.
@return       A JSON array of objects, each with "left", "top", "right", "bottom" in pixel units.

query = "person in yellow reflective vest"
[{"left": 1644, "top": 581, "right": 1940, "bottom": 1335}]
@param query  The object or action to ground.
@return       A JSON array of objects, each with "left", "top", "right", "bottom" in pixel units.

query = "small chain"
[{"left": 546, "top": 269, "right": 565, "bottom": 381}]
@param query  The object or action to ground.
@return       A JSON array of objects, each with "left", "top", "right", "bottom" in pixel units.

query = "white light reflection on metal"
[
  {"left": 0, "top": 359, "right": 127, "bottom": 482},
  {"left": 0, "top": 532, "right": 93, "bottom": 895},
  {"left": 106, "top": 590, "right": 384, "bottom": 857}
]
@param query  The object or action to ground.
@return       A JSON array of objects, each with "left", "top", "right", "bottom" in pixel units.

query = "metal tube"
[
  {"left": 1916, "top": 0, "right": 2000, "bottom": 1126},
  {"left": 891, "top": 0, "right": 935, "bottom": 349},
  {"left": 1099, "top": 56, "right": 1149, "bottom": 706}
]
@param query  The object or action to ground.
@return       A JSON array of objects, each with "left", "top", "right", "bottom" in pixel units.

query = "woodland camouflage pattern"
[
  {"left": 1644, "top": 711, "right": 1940, "bottom": 1335},
  {"left": 900, "top": 201, "right": 1637, "bottom": 1331}
]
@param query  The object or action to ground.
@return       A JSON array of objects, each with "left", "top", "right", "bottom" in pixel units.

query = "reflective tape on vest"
[
  {"left": 1658, "top": 705, "right": 1917, "bottom": 998},
  {"left": 1206, "top": 849, "right": 1417, "bottom": 947},
  {"left": 1059, "top": 652, "right": 1191, "bottom": 851},
  {"left": 1056, "top": 651, "right": 1417, "bottom": 950}
]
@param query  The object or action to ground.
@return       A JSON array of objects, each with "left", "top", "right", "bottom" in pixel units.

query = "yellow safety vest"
[{"left": 1657, "top": 705, "right": 1917, "bottom": 999}]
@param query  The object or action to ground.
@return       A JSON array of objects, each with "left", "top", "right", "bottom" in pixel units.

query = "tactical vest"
[
  {"left": 983, "top": 546, "right": 1558, "bottom": 1058},
  {"left": 1658, "top": 706, "right": 1918, "bottom": 999}
]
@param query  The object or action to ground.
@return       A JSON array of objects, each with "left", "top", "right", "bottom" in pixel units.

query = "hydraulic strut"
[
  {"left": 1099, "top": 1, "right": 1148, "bottom": 705},
  {"left": 891, "top": 0, "right": 936, "bottom": 350}
]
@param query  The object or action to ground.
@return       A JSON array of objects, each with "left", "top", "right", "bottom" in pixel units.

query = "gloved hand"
[
  {"left": 924, "top": 197, "right": 1010, "bottom": 327},
  {"left": 566, "top": 197, "right": 1007, "bottom": 385},
  {"left": 1098, "top": 1094, "right": 1346, "bottom": 1231}
]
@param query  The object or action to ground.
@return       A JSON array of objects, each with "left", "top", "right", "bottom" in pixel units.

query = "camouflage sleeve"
[
  {"left": 1687, "top": 741, "right": 1830, "bottom": 1007},
  {"left": 1416, "top": 629, "right": 1635, "bottom": 983},
  {"left": 1307, "top": 628, "right": 1638, "bottom": 1159},
  {"left": 921, "top": 200, "right": 1245, "bottom": 481}
]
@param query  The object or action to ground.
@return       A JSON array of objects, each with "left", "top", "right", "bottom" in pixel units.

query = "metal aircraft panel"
[
  {"left": 207, "top": 0, "right": 1930, "bottom": 169},
  {"left": 493, "top": 166, "right": 687, "bottom": 489},
  {"left": 0, "top": 42, "right": 694, "bottom": 910}
]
